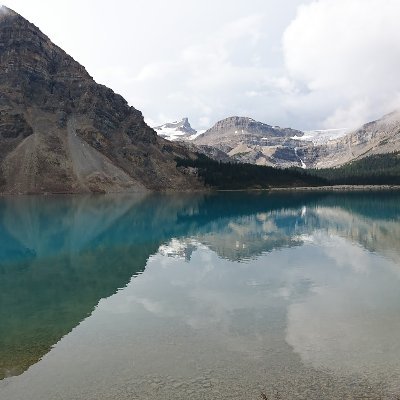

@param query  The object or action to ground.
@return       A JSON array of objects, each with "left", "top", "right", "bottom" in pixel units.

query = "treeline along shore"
[{"left": 176, "top": 152, "right": 400, "bottom": 190}]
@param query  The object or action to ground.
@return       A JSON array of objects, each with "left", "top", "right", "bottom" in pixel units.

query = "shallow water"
[{"left": 1, "top": 192, "right": 400, "bottom": 399}]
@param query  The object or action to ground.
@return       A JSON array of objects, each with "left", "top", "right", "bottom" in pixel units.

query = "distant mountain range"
[
  {"left": 1, "top": 5, "right": 399, "bottom": 194},
  {"left": 155, "top": 112, "right": 400, "bottom": 169}
]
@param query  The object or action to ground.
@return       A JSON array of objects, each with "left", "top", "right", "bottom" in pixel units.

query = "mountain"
[
  {"left": 190, "top": 113, "right": 400, "bottom": 169},
  {"left": 195, "top": 116, "right": 304, "bottom": 148},
  {"left": 193, "top": 116, "right": 309, "bottom": 167},
  {"left": 153, "top": 118, "right": 200, "bottom": 141},
  {"left": 154, "top": 117, "right": 232, "bottom": 162},
  {"left": 298, "top": 110, "right": 400, "bottom": 168},
  {"left": 0, "top": 6, "right": 201, "bottom": 194},
  {"left": 153, "top": 115, "right": 355, "bottom": 169}
]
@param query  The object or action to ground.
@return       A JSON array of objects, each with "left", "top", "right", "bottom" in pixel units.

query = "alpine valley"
[
  {"left": 1, "top": 5, "right": 400, "bottom": 195},
  {"left": 155, "top": 112, "right": 400, "bottom": 169}
]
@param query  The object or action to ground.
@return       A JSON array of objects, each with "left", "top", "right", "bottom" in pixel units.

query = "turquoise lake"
[{"left": 0, "top": 192, "right": 400, "bottom": 399}]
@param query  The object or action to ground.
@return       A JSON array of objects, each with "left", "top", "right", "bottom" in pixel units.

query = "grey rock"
[
  {"left": 188, "top": 113, "right": 400, "bottom": 169},
  {"left": 0, "top": 6, "right": 202, "bottom": 194},
  {"left": 193, "top": 116, "right": 308, "bottom": 168}
]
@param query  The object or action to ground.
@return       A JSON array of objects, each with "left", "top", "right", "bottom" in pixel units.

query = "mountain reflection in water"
[{"left": 1, "top": 192, "right": 400, "bottom": 399}]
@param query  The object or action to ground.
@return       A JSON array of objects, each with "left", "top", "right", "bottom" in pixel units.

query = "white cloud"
[
  {"left": 283, "top": 0, "right": 400, "bottom": 129},
  {"left": 128, "top": 14, "right": 278, "bottom": 128},
  {"left": 4, "top": 0, "right": 400, "bottom": 131}
]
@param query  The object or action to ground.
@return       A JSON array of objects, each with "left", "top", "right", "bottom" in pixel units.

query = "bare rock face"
[
  {"left": 283, "top": 111, "right": 400, "bottom": 169},
  {"left": 0, "top": 6, "right": 201, "bottom": 194},
  {"left": 192, "top": 113, "right": 400, "bottom": 169},
  {"left": 307, "top": 111, "right": 400, "bottom": 168},
  {"left": 196, "top": 116, "right": 303, "bottom": 145},
  {"left": 180, "top": 142, "right": 232, "bottom": 163},
  {"left": 194, "top": 116, "right": 308, "bottom": 167}
]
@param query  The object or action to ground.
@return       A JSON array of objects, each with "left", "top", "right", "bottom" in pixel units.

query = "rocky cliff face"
[
  {"left": 195, "top": 116, "right": 303, "bottom": 145},
  {"left": 193, "top": 116, "right": 309, "bottom": 167},
  {"left": 0, "top": 6, "right": 201, "bottom": 194}
]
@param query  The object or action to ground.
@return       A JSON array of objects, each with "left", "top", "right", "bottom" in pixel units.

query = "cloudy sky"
[{"left": 3, "top": 0, "right": 400, "bottom": 131}]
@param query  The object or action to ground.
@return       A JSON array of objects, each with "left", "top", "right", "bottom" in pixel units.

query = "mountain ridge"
[
  {"left": 0, "top": 6, "right": 201, "bottom": 194},
  {"left": 155, "top": 113, "right": 400, "bottom": 169},
  {"left": 2, "top": 6, "right": 399, "bottom": 192}
]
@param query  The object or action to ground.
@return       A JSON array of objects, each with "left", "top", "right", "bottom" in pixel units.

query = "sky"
[{"left": 2, "top": 0, "right": 400, "bottom": 131}]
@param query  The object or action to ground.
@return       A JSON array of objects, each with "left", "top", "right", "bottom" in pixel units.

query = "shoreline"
[
  {"left": 1, "top": 185, "right": 400, "bottom": 197},
  {"left": 268, "top": 185, "right": 400, "bottom": 192},
  {"left": 216, "top": 185, "right": 400, "bottom": 192}
]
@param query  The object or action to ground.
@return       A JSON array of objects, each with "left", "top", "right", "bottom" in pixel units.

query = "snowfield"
[{"left": 292, "top": 128, "right": 349, "bottom": 144}]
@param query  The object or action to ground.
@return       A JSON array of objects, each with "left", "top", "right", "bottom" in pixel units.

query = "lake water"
[{"left": 1, "top": 192, "right": 400, "bottom": 399}]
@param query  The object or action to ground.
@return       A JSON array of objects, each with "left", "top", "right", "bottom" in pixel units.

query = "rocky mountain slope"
[
  {"left": 193, "top": 116, "right": 311, "bottom": 167},
  {"left": 179, "top": 113, "right": 400, "bottom": 169},
  {"left": 0, "top": 6, "right": 201, "bottom": 194},
  {"left": 299, "top": 110, "right": 400, "bottom": 168}
]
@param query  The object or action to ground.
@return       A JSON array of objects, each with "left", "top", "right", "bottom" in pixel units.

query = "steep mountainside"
[
  {"left": 0, "top": 6, "right": 200, "bottom": 194},
  {"left": 299, "top": 110, "right": 400, "bottom": 168},
  {"left": 193, "top": 116, "right": 310, "bottom": 167},
  {"left": 310, "top": 152, "right": 400, "bottom": 185},
  {"left": 195, "top": 116, "right": 304, "bottom": 144}
]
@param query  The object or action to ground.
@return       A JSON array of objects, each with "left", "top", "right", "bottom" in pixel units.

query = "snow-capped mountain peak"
[{"left": 154, "top": 118, "right": 200, "bottom": 141}]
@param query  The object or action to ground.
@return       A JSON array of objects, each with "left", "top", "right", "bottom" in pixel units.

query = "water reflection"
[{"left": 1, "top": 192, "right": 400, "bottom": 399}]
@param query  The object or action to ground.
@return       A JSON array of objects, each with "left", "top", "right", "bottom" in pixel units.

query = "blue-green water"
[{"left": 1, "top": 192, "right": 400, "bottom": 399}]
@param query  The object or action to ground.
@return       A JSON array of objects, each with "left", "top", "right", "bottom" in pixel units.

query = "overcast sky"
[{"left": 2, "top": 0, "right": 400, "bottom": 131}]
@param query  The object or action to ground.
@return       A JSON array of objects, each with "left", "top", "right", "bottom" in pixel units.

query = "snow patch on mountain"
[
  {"left": 154, "top": 118, "right": 198, "bottom": 141},
  {"left": 292, "top": 128, "right": 348, "bottom": 144}
]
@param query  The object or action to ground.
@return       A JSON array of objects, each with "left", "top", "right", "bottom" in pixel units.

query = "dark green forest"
[
  {"left": 309, "top": 152, "right": 400, "bottom": 185},
  {"left": 176, "top": 152, "right": 400, "bottom": 189}
]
